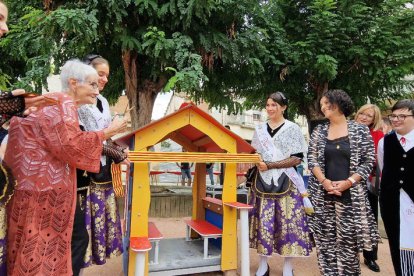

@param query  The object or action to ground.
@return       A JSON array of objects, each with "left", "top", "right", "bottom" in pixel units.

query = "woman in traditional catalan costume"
[
  {"left": 307, "top": 89, "right": 380, "bottom": 275},
  {"left": 3, "top": 59, "right": 126, "bottom": 276},
  {"left": 249, "top": 92, "right": 313, "bottom": 276},
  {"left": 76, "top": 55, "right": 126, "bottom": 268}
]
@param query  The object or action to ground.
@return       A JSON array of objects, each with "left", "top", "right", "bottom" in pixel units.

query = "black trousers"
[
  {"left": 363, "top": 191, "right": 378, "bottom": 260},
  {"left": 219, "top": 163, "right": 225, "bottom": 185},
  {"left": 71, "top": 194, "right": 89, "bottom": 276}
]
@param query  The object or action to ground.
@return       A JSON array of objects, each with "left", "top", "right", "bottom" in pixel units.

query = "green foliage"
[
  {"left": 0, "top": 72, "right": 11, "bottom": 91},
  {"left": 0, "top": 5, "right": 98, "bottom": 92},
  {"left": 1, "top": 0, "right": 414, "bottom": 125},
  {"left": 1, "top": 0, "right": 281, "bottom": 117},
  {"left": 239, "top": 0, "right": 414, "bottom": 119}
]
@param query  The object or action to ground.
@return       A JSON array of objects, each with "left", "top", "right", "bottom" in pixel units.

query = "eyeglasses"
[
  {"left": 83, "top": 54, "right": 102, "bottom": 65},
  {"left": 388, "top": 114, "right": 414, "bottom": 121},
  {"left": 88, "top": 82, "right": 99, "bottom": 90}
]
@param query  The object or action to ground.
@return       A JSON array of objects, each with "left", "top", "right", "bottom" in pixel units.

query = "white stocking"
[
  {"left": 283, "top": 257, "right": 293, "bottom": 276},
  {"left": 256, "top": 255, "right": 269, "bottom": 276}
]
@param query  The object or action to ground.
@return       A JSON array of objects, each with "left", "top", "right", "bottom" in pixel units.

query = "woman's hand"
[
  {"left": 257, "top": 161, "right": 268, "bottom": 171},
  {"left": 103, "top": 115, "right": 127, "bottom": 139},
  {"left": 323, "top": 179, "right": 342, "bottom": 196},
  {"left": 121, "top": 158, "right": 130, "bottom": 166},
  {"left": 12, "top": 89, "right": 55, "bottom": 115},
  {"left": 332, "top": 180, "right": 352, "bottom": 193},
  {"left": 121, "top": 148, "right": 130, "bottom": 166},
  {"left": 322, "top": 179, "right": 334, "bottom": 192}
]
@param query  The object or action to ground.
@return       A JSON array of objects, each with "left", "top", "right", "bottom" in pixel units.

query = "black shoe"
[
  {"left": 264, "top": 264, "right": 269, "bottom": 276},
  {"left": 364, "top": 258, "right": 380, "bottom": 272}
]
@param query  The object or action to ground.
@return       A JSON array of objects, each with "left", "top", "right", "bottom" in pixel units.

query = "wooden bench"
[
  {"left": 148, "top": 222, "right": 163, "bottom": 265},
  {"left": 184, "top": 219, "right": 222, "bottom": 259},
  {"left": 130, "top": 237, "right": 152, "bottom": 276}
]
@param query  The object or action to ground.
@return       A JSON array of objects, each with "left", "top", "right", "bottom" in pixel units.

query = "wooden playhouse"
[{"left": 116, "top": 102, "right": 259, "bottom": 276}]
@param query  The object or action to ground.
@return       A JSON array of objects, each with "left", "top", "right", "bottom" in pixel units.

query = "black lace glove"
[
  {"left": 102, "top": 143, "right": 127, "bottom": 164},
  {"left": 107, "top": 139, "right": 126, "bottom": 152},
  {"left": 0, "top": 91, "right": 25, "bottom": 125},
  {"left": 265, "top": 157, "right": 301, "bottom": 169}
]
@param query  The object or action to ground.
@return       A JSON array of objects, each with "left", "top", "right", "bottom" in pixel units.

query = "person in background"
[
  {"left": 249, "top": 92, "right": 312, "bottom": 276},
  {"left": 307, "top": 89, "right": 380, "bottom": 275},
  {"left": 0, "top": 0, "right": 8, "bottom": 38},
  {"left": 179, "top": 162, "right": 192, "bottom": 186},
  {"left": 4, "top": 59, "right": 126, "bottom": 276},
  {"left": 382, "top": 116, "right": 393, "bottom": 134},
  {"left": 76, "top": 55, "right": 126, "bottom": 270},
  {"left": 220, "top": 125, "right": 231, "bottom": 185},
  {"left": 206, "top": 163, "right": 215, "bottom": 185},
  {"left": 355, "top": 103, "right": 384, "bottom": 272},
  {"left": 176, "top": 149, "right": 193, "bottom": 187},
  {"left": 378, "top": 99, "right": 414, "bottom": 276}
]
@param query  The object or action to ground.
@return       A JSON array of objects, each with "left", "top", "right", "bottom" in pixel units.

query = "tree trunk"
[
  {"left": 133, "top": 81, "right": 158, "bottom": 129},
  {"left": 306, "top": 82, "right": 329, "bottom": 134},
  {"left": 122, "top": 50, "right": 168, "bottom": 129}
]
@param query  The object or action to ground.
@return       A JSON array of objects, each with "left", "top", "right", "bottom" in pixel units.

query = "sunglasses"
[{"left": 83, "top": 54, "right": 102, "bottom": 65}]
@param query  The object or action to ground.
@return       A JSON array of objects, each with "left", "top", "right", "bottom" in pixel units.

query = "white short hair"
[{"left": 60, "top": 59, "right": 97, "bottom": 91}]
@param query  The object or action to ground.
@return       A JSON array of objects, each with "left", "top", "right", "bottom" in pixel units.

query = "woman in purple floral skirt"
[
  {"left": 249, "top": 92, "right": 313, "bottom": 276},
  {"left": 76, "top": 55, "right": 127, "bottom": 269}
]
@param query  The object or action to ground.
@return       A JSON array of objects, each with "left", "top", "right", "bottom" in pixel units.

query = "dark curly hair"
[{"left": 322, "top": 89, "right": 354, "bottom": 117}]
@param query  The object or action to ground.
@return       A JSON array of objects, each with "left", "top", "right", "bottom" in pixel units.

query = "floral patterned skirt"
[
  {"left": 249, "top": 184, "right": 312, "bottom": 257},
  {"left": 80, "top": 183, "right": 123, "bottom": 267}
]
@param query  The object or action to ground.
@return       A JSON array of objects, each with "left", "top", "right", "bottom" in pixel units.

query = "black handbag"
[
  {"left": 368, "top": 165, "right": 381, "bottom": 196},
  {"left": 246, "top": 166, "right": 291, "bottom": 197},
  {"left": 245, "top": 166, "right": 257, "bottom": 188}
]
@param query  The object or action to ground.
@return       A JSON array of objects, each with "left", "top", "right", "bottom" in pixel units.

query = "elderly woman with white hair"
[
  {"left": 1, "top": 2, "right": 65, "bottom": 274},
  {"left": 3, "top": 59, "right": 126, "bottom": 276}
]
